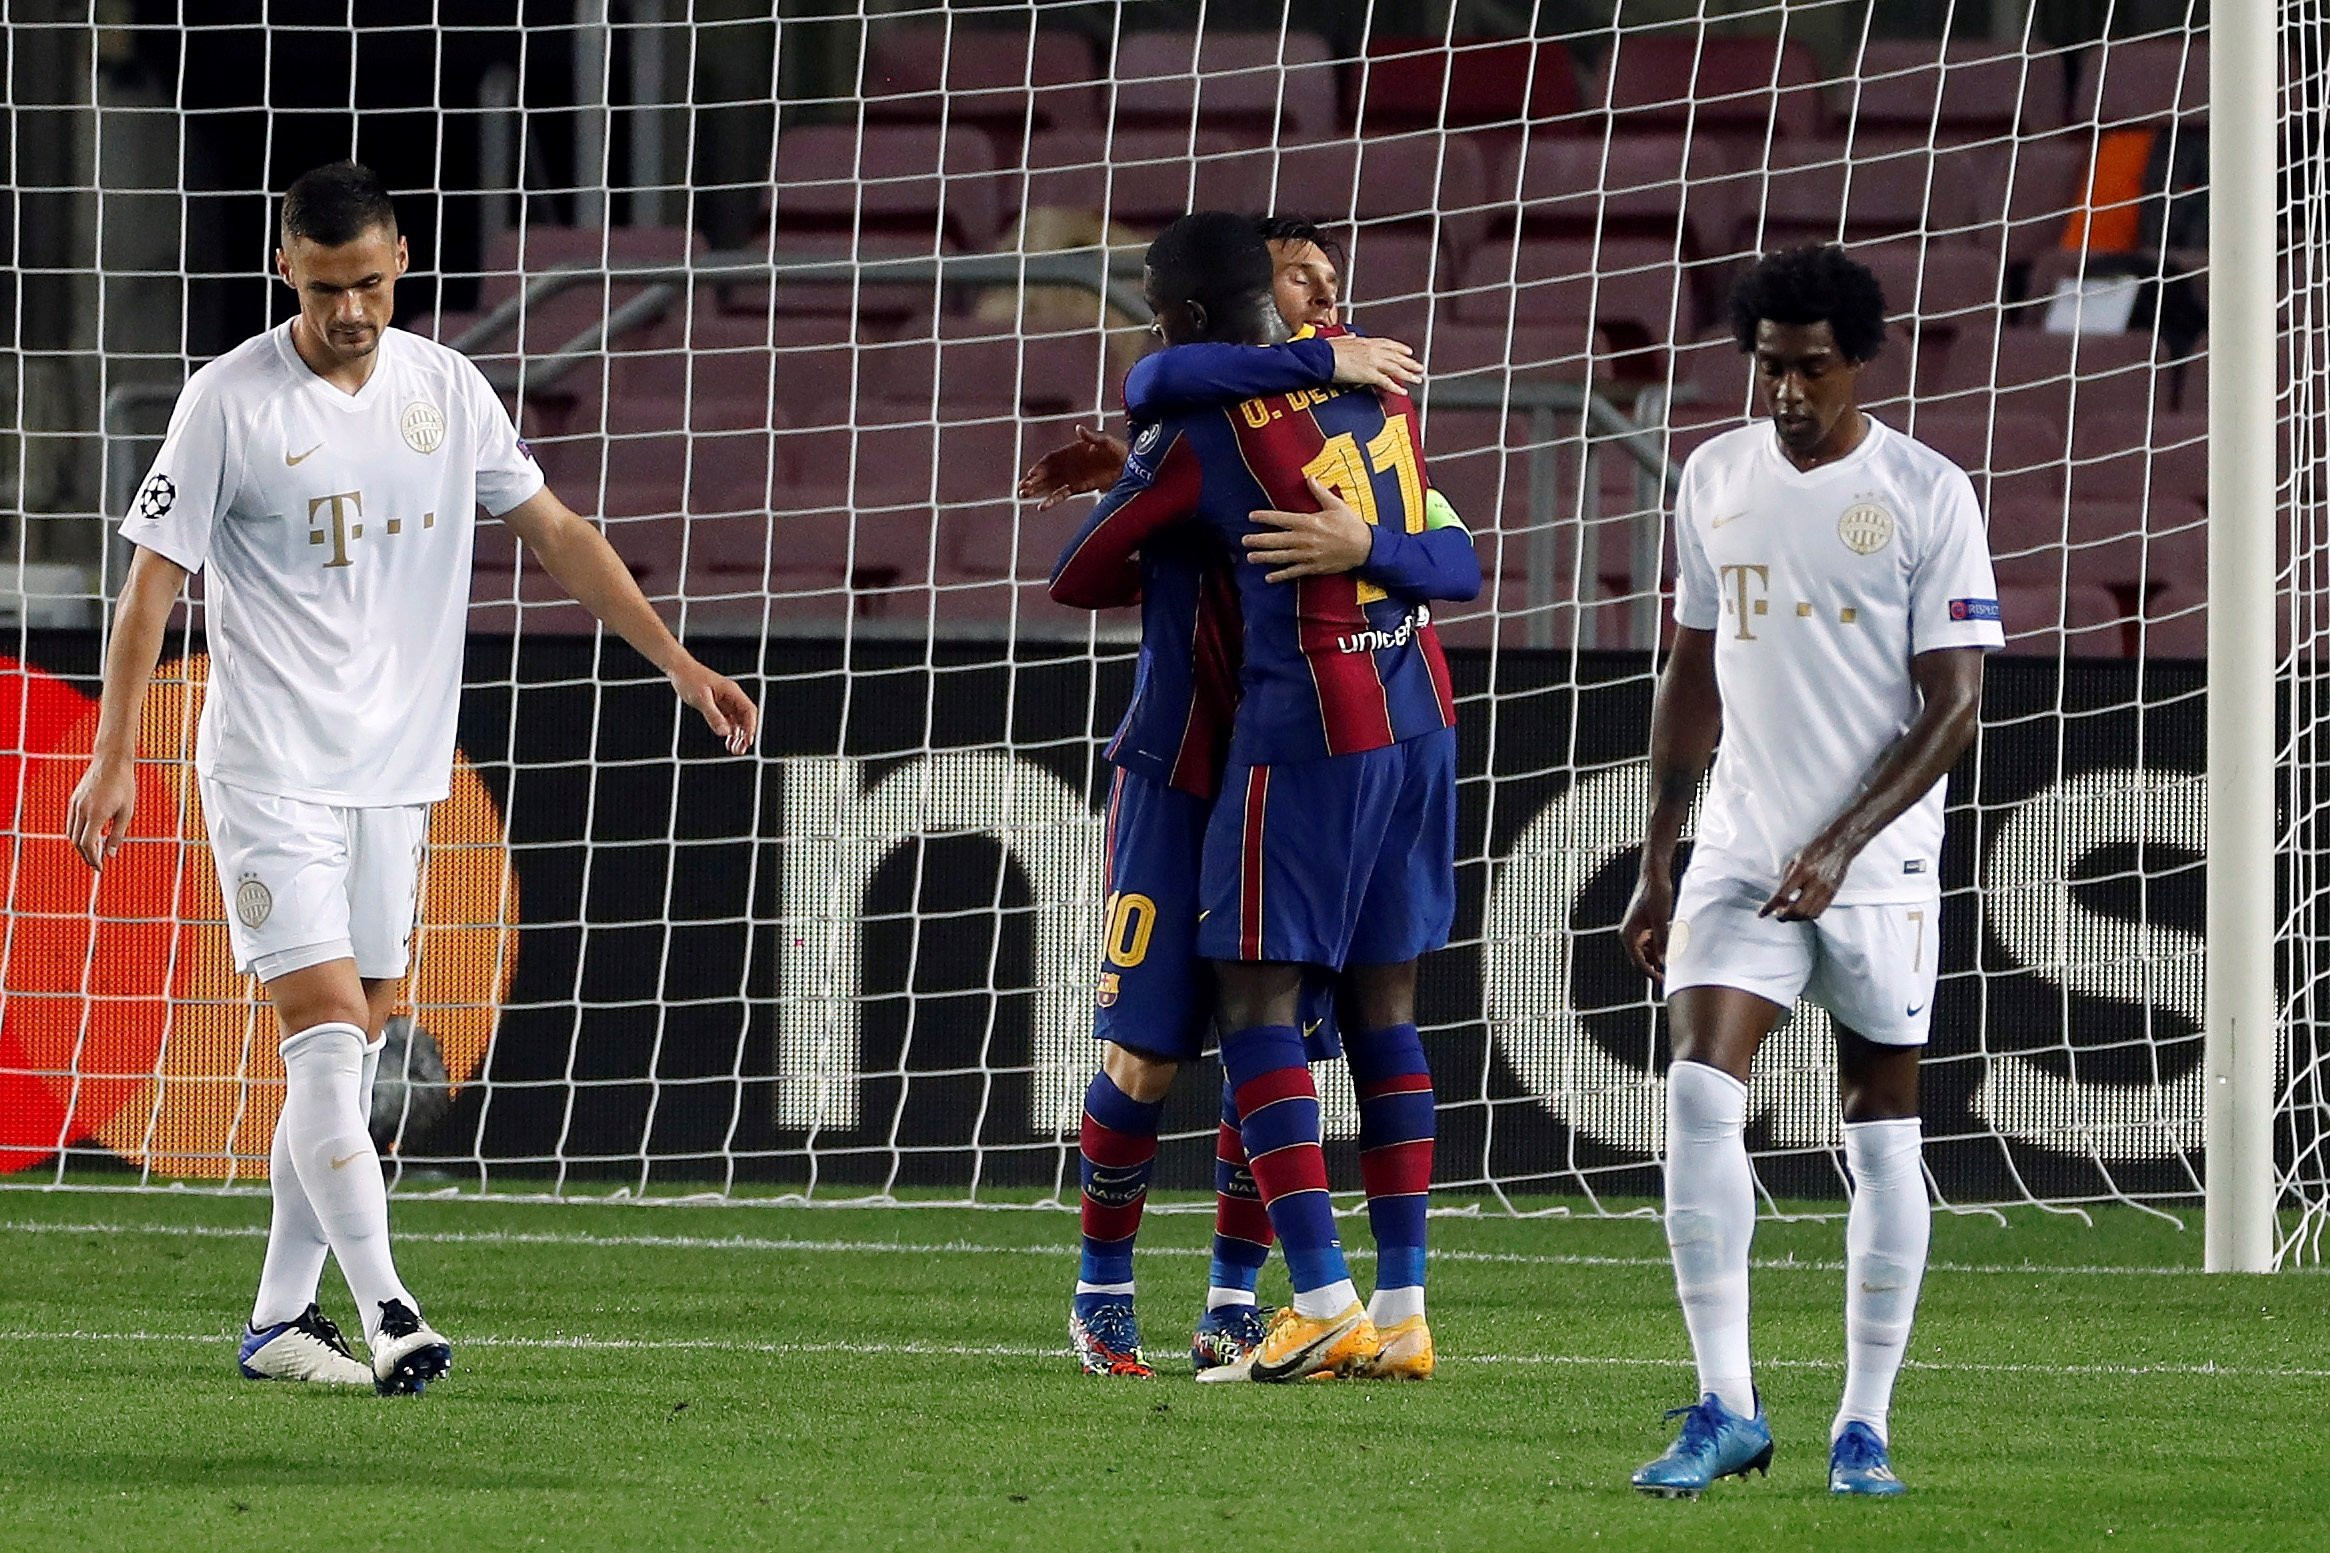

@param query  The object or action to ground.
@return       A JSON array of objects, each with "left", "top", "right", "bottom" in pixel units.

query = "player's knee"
[{"left": 1101, "top": 1043, "right": 1179, "bottom": 1102}]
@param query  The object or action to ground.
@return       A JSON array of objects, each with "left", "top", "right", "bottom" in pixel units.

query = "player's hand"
[
  {"left": 1621, "top": 870, "right": 1675, "bottom": 980},
  {"left": 1760, "top": 840, "right": 1853, "bottom": 921},
  {"left": 672, "top": 663, "right": 759, "bottom": 755},
  {"left": 67, "top": 755, "right": 140, "bottom": 871},
  {"left": 1016, "top": 426, "right": 1128, "bottom": 510},
  {"left": 1327, "top": 333, "right": 1424, "bottom": 393},
  {"left": 1245, "top": 476, "right": 1373, "bottom": 583}
]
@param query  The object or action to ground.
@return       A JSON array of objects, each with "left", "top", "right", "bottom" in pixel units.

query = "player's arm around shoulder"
[
  {"left": 496, "top": 487, "right": 757, "bottom": 755},
  {"left": 1047, "top": 419, "right": 1202, "bottom": 610},
  {"left": 1241, "top": 476, "right": 1480, "bottom": 601}
]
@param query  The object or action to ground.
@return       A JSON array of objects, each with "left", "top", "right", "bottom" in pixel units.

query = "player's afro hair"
[
  {"left": 1146, "top": 211, "right": 1276, "bottom": 319},
  {"left": 1728, "top": 245, "right": 1888, "bottom": 363},
  {"left": 281, "top": 160, "right": 398, "bottom": 247},
  {"left": 1254, "top": 214, "right": 1346, "bottom": 272}
]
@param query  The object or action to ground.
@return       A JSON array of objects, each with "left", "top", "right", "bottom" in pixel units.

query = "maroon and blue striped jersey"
[{"left": 1053, "top": 376, "right": 1474, "bottom": 768}]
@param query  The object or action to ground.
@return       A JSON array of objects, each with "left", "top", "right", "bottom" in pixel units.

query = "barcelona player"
[
  {"left": 1052, "top": 212, "right": 1477, "bottom": 1382},
  {"left": 1028, "top": 224, "right": 1461, "bottom": 1377}
]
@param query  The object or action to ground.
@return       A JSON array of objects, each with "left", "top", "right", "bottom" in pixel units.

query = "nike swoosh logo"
[
  {"left": 286, "top": 444, "right": 323, "bottom": 465},
  {"left": 1196, "top": 910, "right": 1211, "bottom": 922},
  {"left": 1302, "top": 1018, "right": 1325, "bottom": 1038},
  {"left": 1709, "top": 510, "right": 1749, "bottom": 529},
  {"left": 329, "top": 1151, "right": 365, "bottom": 1170},
  {"left": 1905, "top": 1003, "right": 1927, "bottom": 1018},
  {"left": 1249, "top": 1312, "right": 1356, "bottom": 1382}
]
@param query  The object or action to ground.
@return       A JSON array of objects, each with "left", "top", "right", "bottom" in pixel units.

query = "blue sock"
[
  {"left": 1222, "top": 1024, "right": 1350, "bottom": 1300},
  {"left": 1208, "top": 1080, "right": 1272, "bottom": 1301},
  {"left": 1076, "top": 1068, "right": 1162, "bottom": 1310},
  {"left": 1349, "top": 1023, "right": 1434, "bottom": 1298}
]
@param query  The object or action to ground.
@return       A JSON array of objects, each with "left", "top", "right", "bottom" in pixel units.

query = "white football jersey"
[
  {"left": 123, "top": 322, "right": 544, "bottom": 805},
  {"left": 1672, "top": 416, "right": 2004, "bottom": 905}
]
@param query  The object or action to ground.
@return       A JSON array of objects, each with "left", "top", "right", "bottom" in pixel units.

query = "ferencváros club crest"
[
  {"left": 1836, "top": 497, "right": 1897, "bottom": 556},
  {"left": 401, "top": 401, "right": 446, "bottom": 455},
  {"left": 235, "top": 875, "right": 273, "bottom": 929}
]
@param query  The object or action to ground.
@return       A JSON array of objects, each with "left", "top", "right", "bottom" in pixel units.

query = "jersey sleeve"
[
  {"left": 1909, "top": 465, "right": 2007, "bottom": 653},
  {"left": 1670, "top": 456, "right": 1720, "bottom": 631},
  {"left": 120, "top": 367, "right": 240, "bottom": 575},
  {"left": 1049, "top": 420, "right": 1204, "bottom": 610},
  {"left": 1121, "top": 338, "right": 1336, "bottom": 421},
  {"left": 1359, "top": 488, "right": 1482, "bottom": 602},
  {"left": 466, "top": 359, "right": 546, "bottom": 516}
]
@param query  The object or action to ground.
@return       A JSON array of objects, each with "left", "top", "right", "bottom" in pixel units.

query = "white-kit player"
[
  {"left": 1620, "top": 246, "right": 2003, "bottom": 1498},
  {"left": 67, "top": 161, "right": 758, "bottom": 1394}
]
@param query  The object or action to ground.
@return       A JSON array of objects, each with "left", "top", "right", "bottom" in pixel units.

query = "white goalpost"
[{"left": 2, "top": 1, "right": 2320, "bottom": 1257}]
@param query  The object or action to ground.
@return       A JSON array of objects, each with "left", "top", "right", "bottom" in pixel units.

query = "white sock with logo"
[
  {"left": 1664, "top": 1061, "right": 1758, "bottom": 1418},
  {"left": 1834, "top": 1117, "right": 1929, "bottom": 1445},
  {"left": 279, "top": 1021, "right": 417, "bottom": 1343}
]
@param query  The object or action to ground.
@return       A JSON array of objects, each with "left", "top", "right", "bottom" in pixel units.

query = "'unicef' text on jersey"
[
  {"left": 1672, "top": 416, "right": 2004, "bottom": 905},
  {"left": 122, "top": 322, "right": 544, "bottom": 806}
]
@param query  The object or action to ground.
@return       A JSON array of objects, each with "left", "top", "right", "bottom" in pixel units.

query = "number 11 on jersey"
[{"left": 1301, "top": 419, "right": 1425, "bottom": 605}]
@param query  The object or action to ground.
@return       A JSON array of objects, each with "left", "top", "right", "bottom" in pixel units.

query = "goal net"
[{"left": 0, "top": 2, "right": 2304, "bottom": 1243}]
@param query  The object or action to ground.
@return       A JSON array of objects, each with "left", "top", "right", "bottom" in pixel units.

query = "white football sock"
[
  {"left": 1074, "top": 1280, "right": 1135, "bottom": 1299},
  {"left": 1368, "top": 1284, "right": 1425, "bottom": 1326},
  {"left": 279, "top": 1021, "right": 417, "bottom": 1343},
  {"left": 1292, "top": 1277, "right": 1361, "bottom": 1320},
  {"left": 1665, "top": 1061, "right": 1757, "bottom": 1417},
  {"left": 1205, "top": 1286, "right": 1257, "bottom": 1311},
  {"left": 249, "top": 1113, "right": 331, "bottom": 1330},
  {"left": 1834, "top": 1117, "right": 1929, "bottom": 1445}
]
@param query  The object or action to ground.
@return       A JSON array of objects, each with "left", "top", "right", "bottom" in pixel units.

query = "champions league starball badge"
[{"left": 135, "top": 473, "right": 177, "bottom": 520}]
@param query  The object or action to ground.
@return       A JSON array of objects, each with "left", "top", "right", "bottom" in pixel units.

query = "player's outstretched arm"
[
  {"left": 1622, "top": 627, "right": 1722, "bottom": 979},
  {"left": 1017, "top": 425, "right": 1128, "bottom": 512},
  {"left": 1760, "top": 647, "right": 1984, "bottom": 923},
  {"left": 497, "top": 488, "right": 758, "bottom": 754},
  {"left": 66, "top": 545, "right": 188, "bottom": 869},
  {"left": 1123, "top": 334, "right": 1421, "bottom": 420},
  {"left": 1244, "top": 477, "right": 1479, "bottom": 601},
  {"left": 1048, "top": 425, "right": 1201, "bottom": 609}
]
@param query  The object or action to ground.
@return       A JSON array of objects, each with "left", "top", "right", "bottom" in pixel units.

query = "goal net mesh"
[{"left": 0, "top": 1, "right": 2288, "bottom": 1231}]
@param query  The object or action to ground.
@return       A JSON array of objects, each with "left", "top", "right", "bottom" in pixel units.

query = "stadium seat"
[
  {"left": 2139, "top": 582, "right": 2207, "bottom": 658},
  {"left": 769, "top": 123, "right": 1005, "bottom": 251},
  {"left": 1745, "top": 142, "right": 1979, "bottom": 253},
  {"left": 861, "top": 25, "right": 1103, "bottom": 136},
  {"left": 2074, "top": 35, "right": 2209, "bottom": 128},
  {"left": 2067, "top": 409, "right": 2207, "bottom": 503},
  {"left": 1111, "top": 30, "right": 1340, "bottom": 142},
  {"left": 1341, "top": 230, "right": 1447, "bottom": 325},
  {"left": 1591, "top": 33, "right": 1828, "bottom": 154},
  {"left": 1959, "top": 135, "right": 2091, "bottom": 277},
  {"left": 1838, "top": 38, "right": 2071, "bottom": 141},
  {"left": 473, "top": 225, "right": 708, "bottom": 358},
  {"left": 1272, "top": 134, "right": 1493, "bottom": 252},
  {"left": 864, "top": 320, "right": 1115, "bottom": 418},
  {"left": 1348, "top": 35, "right": 1585, "bottom": 136},
  {"left": 1906, "top": 408, "right": 2065, "bottom": 506},
  {"left": 1492, "top": 136, "right": 1738, "bottom": 261},
  {"left": 1451, "top": 238, "right": 1700, "bottom": 354},
  {"left": 1996, "top": 578, "right": 2129, "bottom": 657},
  {"left": 1852, "top": 241, "right": 2005, "bottom": 338},
  {"left": 1021, "top": 127, "right": 1264, "bottom": 228}
]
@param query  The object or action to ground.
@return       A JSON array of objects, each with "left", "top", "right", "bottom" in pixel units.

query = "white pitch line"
[
  {"left": 0, "top": 1328, "right": 2324, "bottom": 1381},
  {"left": 0, "top": 1216, "right": 2237, "bottom": 1278}
]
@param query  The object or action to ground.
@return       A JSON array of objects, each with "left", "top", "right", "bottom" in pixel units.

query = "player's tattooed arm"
[
  {"left": 1622, "top": 627, "right": 1723, "bottom": 978},
  {"left": 66, "top": 545, "right": 189, "bottom": 869},
  {"left": 1122, "top": 335, "right": 1421, "bottom": 420},
  {"left": 1243, "top": 477, "right": 1478, "bottom": 600},
  {"left": 498, "top": 488, "right": 759, "bottom": 755},
  {"left": 1761, "top": 646, "right": 1984, "bottom": 922}
]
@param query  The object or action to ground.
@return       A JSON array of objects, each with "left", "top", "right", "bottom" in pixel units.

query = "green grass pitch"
[{"left": 2, "top": 1189, "right": 2324, "bottom": 1551}]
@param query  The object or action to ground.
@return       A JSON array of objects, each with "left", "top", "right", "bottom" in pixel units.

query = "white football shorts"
[
  {"left": 1662, "top": 864, "right": 1941, "bottom": 1047},
  {"left": 200, "top": 776, "right": 429, "bottom": 982}
]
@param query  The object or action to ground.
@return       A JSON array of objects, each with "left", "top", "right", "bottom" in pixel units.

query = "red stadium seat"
[
  {"left": 1959, "top": 135, "right": 2091, "bottom": 274},
  {"left": 1450, "top": 238, "right": 1700, "bottom": 353},
  {"left": 862, "top": 25, "right": 1103, "bottom": 136},
  {"left": 1996, "top": 579, "right": 2129, "bottom": 656},
  {"left": 1591, "top": 33, "right": 1828, "bottom": 151},
  {"left": 770, "top": 123, "right": 1004, "bottom": 250},
  {"left": 1350, "top": 35, "right": 1585, "bottom": 135},
  {"left": 1494, "top": 136, "right": 1738, "bottom": 260},
  {"left": 1111, "top": 30, "right": 1340, "bottom": 143},
  {"left": 2074, "top": 35, "right": 2208, "bottom": 128},
  {"left": 1341, "top": 230, "right": 1447, "bottom": 321},
  {"left": 2067, "top": 409, "right": 2206, "bottom": 504},
  {"left": 472, "top": 225, "right": 708, "bottom": 357},
  {"left": 2139, "top": 583, "right": 2206, "bottom": 658},
  {"left": 1271, "top": 135, "right": 1493, "bottom": 252},
  {"left": 1839, "top": 39, "right": 2071, "bottom": 140},
  {"left": 1744, "top": 142, "right": 1979, "bottom": 252},
  {"left": 1022, "top": 128, "right": 1264, "bottom": 227}
]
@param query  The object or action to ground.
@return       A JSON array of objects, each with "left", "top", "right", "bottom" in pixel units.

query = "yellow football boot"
[
  {"left": 1349, "top": 1315, "right": 1434, "bottom": 1380},
  {"left": 1245, "top": 1302, "right": 1379, "bottom": 1383}
]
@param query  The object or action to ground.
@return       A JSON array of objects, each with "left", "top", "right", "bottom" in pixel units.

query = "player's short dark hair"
[
  {"left": 1728, "top": 244, "right": 1888, "bottom": 363},
  {"left": 281, "top": 160, "right": 398, "bottom": 247},
  {"left": 1146, "top": 211, "right": 1275, "bottom": 318},
  {"left": 1255, "top": 214, "right": 1345, "bottom": 273}
]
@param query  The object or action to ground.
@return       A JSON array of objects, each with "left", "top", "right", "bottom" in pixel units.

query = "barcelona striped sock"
[
  {"left": 1350, "top": 1022, "right": 1434, "bottom": 1326},
  {"left": 1207, "top": 1079, "right": 1273, "bottom": 1307},
  {"left": 1222, "top": 1024, "right": 1356, "bottom": 1319},
  {"left": 1076, "top": 1069, "right": 1163, "bottom": 1310}
]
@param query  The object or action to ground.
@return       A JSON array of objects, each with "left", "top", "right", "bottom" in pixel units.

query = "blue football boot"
[
  {"left": 1190, "top": 1303, "right": 1271, "bottom": 1373},
  {"left": 1828, "top": 1421, "right": 1908, "bottom": 1496},
  {"left": 1069, "top": 1297, "right": 1154, "bottom": 1377},
  {"left": 1631, "top": 1392, "right": 1774, "bottom": 1498}
]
